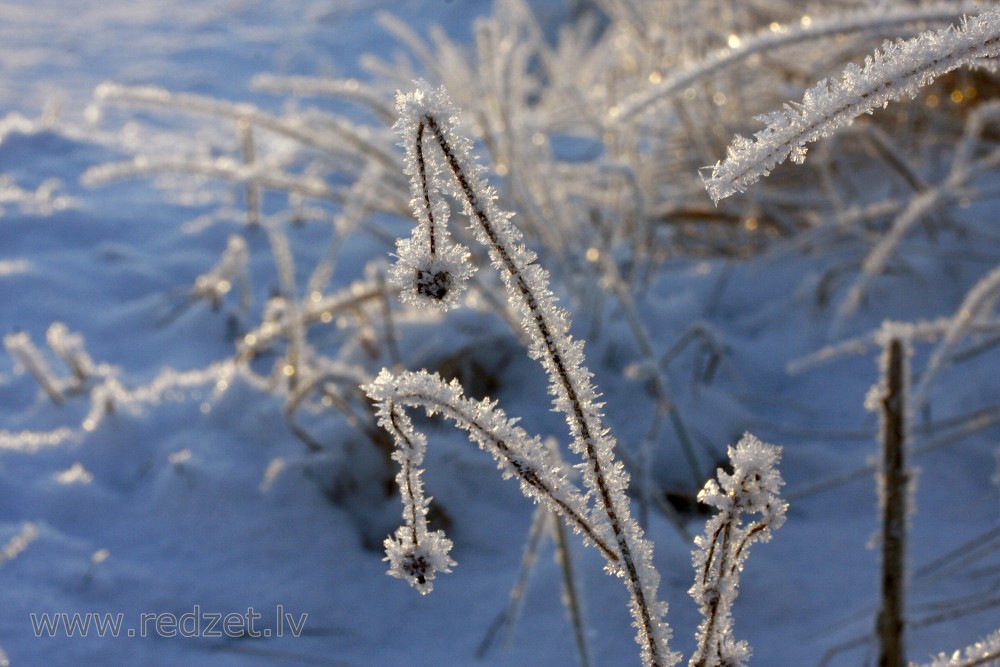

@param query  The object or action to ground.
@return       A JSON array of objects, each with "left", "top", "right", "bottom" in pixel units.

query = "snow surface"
[{"left": 0, "top": 2, "right": 997, "bottom": 666}]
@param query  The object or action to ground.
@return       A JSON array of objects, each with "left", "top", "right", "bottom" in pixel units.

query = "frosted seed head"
[
  {"left": 415, "top": 267, "right": 454, "bottom": 301},
  {"left": 725, "top": 434, "right": 785, "bottom": 514},
  {"left": 393, "top": 79, "right": 462, "bottom": 143},
  {"left": 388, "top": 232, "right": 474, "bottom": 311},
  {"left": 384, "top": 527, "right": 455, "bottom": 595}
]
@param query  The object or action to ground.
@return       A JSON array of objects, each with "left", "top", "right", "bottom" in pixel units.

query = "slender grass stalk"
[
  {"left": 476, "top": 505, "right": 549, "bottom": 659},
  {"left": 705, "top": 7, "right": 1000, "bottom": 202},
  {"left": 553, "top": 503, "right": 594, "bottom": 667},
  {"left": 94, "top": 82, "right": 399, "bottom": 172}
]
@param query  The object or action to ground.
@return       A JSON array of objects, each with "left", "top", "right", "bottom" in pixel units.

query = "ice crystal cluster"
[
  {"left": 689, "top": 435, "right": 787, "bottom": 667},
  {"left": 917, "top": 628, "right": 1000, "bottom": 667}
]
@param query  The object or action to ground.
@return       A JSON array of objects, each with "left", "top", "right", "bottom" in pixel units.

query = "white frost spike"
[
  {"left": 690, "top": 434, "right": 787, "bottom": 667},
  {"left": 706, "top": 6, "right": 1000, "bottom": 202}
]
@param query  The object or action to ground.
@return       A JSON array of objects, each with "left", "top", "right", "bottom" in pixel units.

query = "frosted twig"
[
  {"left": 479, "top": 444, "right": 594, "bottom": 667},
  {"left": 659, "top": 321, "right": 730, "bottom": 385},
  {"left": 915, "top": 525, "right": 1000, "bottom": 584},
  {"left": 191, "top": 234, "right": 250, "bottom": 315},
  {"left": 377, "top": 82, "right": 677, "bottom": 666},
  {"left": 250, "top": 74, "right": 397, "bottom": 123},
  {"left": 364, "top": 369, "right": 621, "bottom": 585},
  {"left": 45, "top": 322, "right": 97, "bottom": 390},
  {"left": 835, "top": 102, "right": 1000, "bottom": 327},
  {"left": 82, "top": 158, "right": 347, "bottom": 204},
  {"left": 834, "top": 188, "right": 947, "bottom": 326},
  {"left": 306, "top": 164, "right": 386, "bottom": 300},
  {"left": 554, "top": 497, "right": 594, "bottom": 667},
  {"left": 785, "top": 317, "right": 1000, "bottom": 374},
  {"left": 595, "top": 251, "right": 705, "bottom": 492},
  {"left": 0, "top": 523, "right": 38, "bottom": 568},
  {"left": 0, "top": 175, "right": 74, "bottom": 216},
  {"left": 913, "top": 261, "right": 1000, "bottom": 410},
  {"left": 617, "top": 3, "right": 984, "bottom": 121},
  {"left": 705, "top": 7, "right": 1000, "bottom": 202},
  {"left": 237, "top": 118, "right": 260, "bottom": 227},
  {"left": 0, "top": 428, "right": 77, "bottom": 453},
  {"left": 689, "top": 434, "right": 787, "bottom": 667},
  {"left": 476, "top": 505, "right": 549, "bottom": 658},
  {"left": 237, "top": 283, "right": 384, "bottom": 363}
]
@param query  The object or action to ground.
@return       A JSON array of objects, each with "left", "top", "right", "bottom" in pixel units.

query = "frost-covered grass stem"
[
  {"left": 377, "top": 82, "right": 677, "bottom": 667},
  {"left": 689, "top": 434, "right": 787, "bottom": 667},
  {"left": 616, "top": 2, "right": 984, "bottom": 121},
  {"left": 705, "top": 7, "right": 1000, "bottom": 202},
  {"left": 369, "top": 370, "right": 620, "bottom": 565},
  {"left": 916, "top": 628, "right": 1000, "bottom": 667}
]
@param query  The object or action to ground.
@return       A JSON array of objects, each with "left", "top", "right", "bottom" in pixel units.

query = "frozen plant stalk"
[
  {"left": 689, "top": 434, "right": 787, "bottom": 667},
  {"left": 366, "top": 82, "right": 678, "bottom": 667},
  {"left": 705, "top": 7, "right": 1000, "bottom": 202},
  {"left": 873, "top": 333, "right": 910, "bottom": 667}
]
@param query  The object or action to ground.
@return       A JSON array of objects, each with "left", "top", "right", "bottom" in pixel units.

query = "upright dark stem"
[
  {"left": 414, "top": 121, "right": 436, "bottom": 258},
  {"left": 877, "top": 337, "right": 907, "bottom": 667}
]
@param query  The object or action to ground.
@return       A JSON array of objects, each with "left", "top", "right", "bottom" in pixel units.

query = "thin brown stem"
[
  {"left": 876, "top": 338, "right": 908, "bottom": 667},
  {"left": 692, "top": 519, "right": 734, "bottom": 667},
  {"left": 415, "top": 121, "right": 436, "bottom": 258}
]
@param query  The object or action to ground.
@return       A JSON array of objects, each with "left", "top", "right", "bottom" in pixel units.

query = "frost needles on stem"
[
  {"left": 368, "top": 80, "right": 680, "bottom": 667},
  {"left": 705, "top": 6, "right": 1000, "bottom": 202},
  {"left": 689, "top": 434, "right": 787, "bottom": 667}
]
